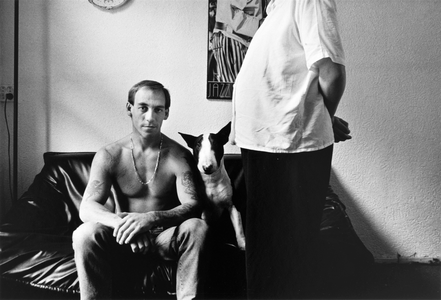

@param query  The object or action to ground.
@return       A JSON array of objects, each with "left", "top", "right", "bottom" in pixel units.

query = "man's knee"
[
  {"left": 72, "top": 222, "right": 110, "bottom": 252},
  {"left": 178, "top": 218, "right": 209, "bottom": 244}
]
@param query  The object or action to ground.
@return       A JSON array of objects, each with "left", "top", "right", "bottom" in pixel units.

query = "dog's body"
[{"left": 179, "top": 122, "right": 246, "bottom": 251}]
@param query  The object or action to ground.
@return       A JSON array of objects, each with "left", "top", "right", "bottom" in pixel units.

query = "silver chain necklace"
[{"left": 130, "top": 135, "right": 163, "bottom": 185}]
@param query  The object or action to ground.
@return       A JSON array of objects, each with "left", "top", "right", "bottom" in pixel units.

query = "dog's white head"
[{"left": 179, "top": 122, "right": 231, "bottom": 174}]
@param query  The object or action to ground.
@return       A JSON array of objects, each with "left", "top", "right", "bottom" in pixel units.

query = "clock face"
[{"left": 89, "top": 0, "right": 128, "bottom": 10}]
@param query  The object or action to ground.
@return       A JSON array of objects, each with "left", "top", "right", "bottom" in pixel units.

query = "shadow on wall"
[
  {"left": 330, "top": 169, "right": 394, "bottom": 260},
  {"left": 327, "top": 170, "right": 441, "bottom": 299},
  {"left": 329, "top": 172, "right": 441, "bottom": 298}
]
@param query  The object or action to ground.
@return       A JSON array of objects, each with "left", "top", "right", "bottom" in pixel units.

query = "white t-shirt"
[{"left": 231, "top": 0, "right": 345, "bottom": 153}]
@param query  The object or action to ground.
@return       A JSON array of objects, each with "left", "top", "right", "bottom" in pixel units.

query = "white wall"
[
  {"left": 332, "top": 0, "right": 441, "bottom": 261},
  {"left": 4, "top": 0, "right": 441, "bottom": 261}
]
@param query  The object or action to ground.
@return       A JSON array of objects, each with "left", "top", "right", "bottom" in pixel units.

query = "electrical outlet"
[{"left": 0, "top": 85, "right": 14, "bottom": 102}]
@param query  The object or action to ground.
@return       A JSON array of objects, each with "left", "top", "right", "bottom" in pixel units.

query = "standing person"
[
  {"left": 230, "top": 0, "right": 348, "bottom": 298},
  {"left": 72, "top": 80, "right": 209, "bottom": 300}
]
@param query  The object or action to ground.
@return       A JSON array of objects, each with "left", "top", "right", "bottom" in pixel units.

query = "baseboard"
[{"left": 375, "top": 256, "right": 440, "bottom": 264}]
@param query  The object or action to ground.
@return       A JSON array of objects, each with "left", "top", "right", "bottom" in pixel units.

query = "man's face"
[{"left": 128, "top": 87, "right": 169, "bottom": 138}]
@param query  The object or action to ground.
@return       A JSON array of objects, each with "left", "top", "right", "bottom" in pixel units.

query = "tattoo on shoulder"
[{"left": 182, "top": 171, "right": 198, "bottom": 201}]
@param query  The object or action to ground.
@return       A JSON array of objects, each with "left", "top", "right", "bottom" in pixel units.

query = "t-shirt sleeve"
[{"left": 296, "top": 0, "right": 345, "bottom": 69}]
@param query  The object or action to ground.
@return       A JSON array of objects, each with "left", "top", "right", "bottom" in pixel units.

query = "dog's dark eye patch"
[
  {"left": 193, "top": 135, "right": 204, "bottom": 159},
  {"left": 209, "top": 134, "right": 224, "bottom": 166}
]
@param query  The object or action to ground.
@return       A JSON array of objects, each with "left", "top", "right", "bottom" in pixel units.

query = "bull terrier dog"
[{"left": 179, "top": 122, "right": 245, "bottom": 251}]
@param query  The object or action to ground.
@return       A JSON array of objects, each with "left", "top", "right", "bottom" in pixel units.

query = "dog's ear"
[
  {"left": 216, "top": 122, "right": 231, "bottom": 145},
  {"left": 178, "top": 132, "right": 198, "bottom": 148}
]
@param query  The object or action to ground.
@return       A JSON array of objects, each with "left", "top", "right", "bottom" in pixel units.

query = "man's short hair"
[{"left": 128, "top": 80, "right": 171, "bottom": 109}]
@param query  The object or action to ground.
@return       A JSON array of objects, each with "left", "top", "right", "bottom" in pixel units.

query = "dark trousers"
[
  {"left": 72, "top": 218, "right": 209, "bottom": 300},
  {"left": 241, "top": 146, "right": 333, "bottom": 299}
]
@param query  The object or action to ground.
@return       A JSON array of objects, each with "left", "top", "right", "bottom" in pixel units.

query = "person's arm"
[
  {"left": 114, "top": 150, "right": 202, "bottom": 245},
  {"left": 311, "top": 58, "right": 351, "bottom": 142},
  {"left": 79, "top": 148, "right": 121, "bottom": 228},
  {"left": 311, "top": 57, "right": 346, "bottom": 120}
]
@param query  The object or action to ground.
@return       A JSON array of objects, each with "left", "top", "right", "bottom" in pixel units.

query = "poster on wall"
[{"left": 207, "top": 0, "right": 267, "bottom": 100}]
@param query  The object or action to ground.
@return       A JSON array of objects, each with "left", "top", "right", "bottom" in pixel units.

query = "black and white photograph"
[{"left": 0, "top": 1, "right": 440, "bottom": 299}]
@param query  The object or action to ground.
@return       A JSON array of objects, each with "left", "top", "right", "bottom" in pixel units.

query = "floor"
[
  {"left": 348, "top": 263, "right": 440, "bottom": 300},
  {"left": 1, "top": 263, "right": 439, "bottom": 300}
]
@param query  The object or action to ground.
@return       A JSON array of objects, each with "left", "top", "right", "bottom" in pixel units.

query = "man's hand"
[
  {"left": 129, "top": 233, "right": 154, "bottom": 254},
  {"left": 333, "top": 116, "right": 352, "bottom": 143},
  {"left": 114, "top": 212, "right": 155, "bottom": 245}
]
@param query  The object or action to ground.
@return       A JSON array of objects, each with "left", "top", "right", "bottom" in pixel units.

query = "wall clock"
[{"left": 89, "top": 0, "right": 129, "bottom": 10}]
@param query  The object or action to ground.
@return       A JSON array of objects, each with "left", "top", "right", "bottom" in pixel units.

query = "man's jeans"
[{"left": 72, "top": 218, "right": 208, "bottom": 300}]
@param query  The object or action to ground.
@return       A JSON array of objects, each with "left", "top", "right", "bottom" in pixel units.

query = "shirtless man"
[{"left": 72, "top": 80, "right": 208, "bottom": 300}]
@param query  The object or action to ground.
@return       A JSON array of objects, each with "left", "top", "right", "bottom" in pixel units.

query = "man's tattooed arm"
[
  {"left": 83, "top": 180, "right": 105, "bottom": 202},
  {"left": 79, "top": 177, "right": 117, "bottom": 225},
  {"left": 182, "top": 171, "right": 199, "bottom": 201},
  {"left": 146, "top": 170, "right": 202, "bottom": 228}
]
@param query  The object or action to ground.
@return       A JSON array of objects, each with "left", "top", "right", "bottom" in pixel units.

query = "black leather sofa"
[{"left": 0, "top": 152, "right": 374, "bottom": 299}]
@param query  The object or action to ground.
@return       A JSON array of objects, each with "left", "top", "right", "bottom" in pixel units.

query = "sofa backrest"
[{"left": 41, "top": 152, "right": 121, "bottom": 220}]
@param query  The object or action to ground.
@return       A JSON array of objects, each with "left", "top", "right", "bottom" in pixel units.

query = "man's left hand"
[
  {"left": 129, "top": 233, "right": 154, "bottom": 254},
  {"left": 333, "top": 116, "right": 352, "bottom": 143},
  {"left": 114, "top": 212, "right": 154, "bottom": 245}
]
